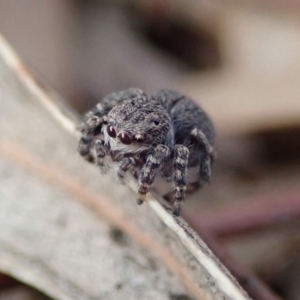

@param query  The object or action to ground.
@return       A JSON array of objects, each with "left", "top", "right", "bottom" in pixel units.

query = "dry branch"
[{"left": 0, "top": 34, "right": 250, "bottom": 300}]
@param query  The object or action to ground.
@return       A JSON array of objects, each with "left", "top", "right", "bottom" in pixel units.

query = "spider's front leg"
[
  {"left": 94, "top": 139, "right": 109, "bottom": 174},
  {"left": 138, "top": 145, "right": 170, "bottom": 205},
  {"left": 173, "top": 145, "right": 189, "bottom": 216},
  {"left": 78, "top": 103, "right": 109, "bottom": 162},
  {"left": 78, "top": 116, "right": 102, "bottom": 162}
]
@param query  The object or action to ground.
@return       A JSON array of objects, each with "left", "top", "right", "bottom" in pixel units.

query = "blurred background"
[{"left": 1, "top": 1, "right": 300, "bottom": 299}]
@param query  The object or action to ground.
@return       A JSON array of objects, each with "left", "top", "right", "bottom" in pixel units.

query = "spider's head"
[{"left": 103, "top": 99, "right": 173, "bottom": 153}]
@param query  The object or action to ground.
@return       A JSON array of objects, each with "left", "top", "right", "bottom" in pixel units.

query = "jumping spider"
[{"left": 78, "top": 88, "right": 215, "bottom": 216}]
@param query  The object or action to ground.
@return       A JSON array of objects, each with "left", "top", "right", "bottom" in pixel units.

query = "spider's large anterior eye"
[
  {"left": 119, "top": 133, "right": 132, "bottom": 145},
  {"left": 107, "top": 126, "right": 116, "bottom": 138}
]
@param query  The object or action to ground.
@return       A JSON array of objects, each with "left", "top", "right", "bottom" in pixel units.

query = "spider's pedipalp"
[
  {"left": 173, "top": 145, "right": 189, "bottom": 216},
  {"left": 138, "top": 144, "right": 170, "bottom": 204},
  {"left": 117, "top": 157, "right": 135, "bottom": 181}
]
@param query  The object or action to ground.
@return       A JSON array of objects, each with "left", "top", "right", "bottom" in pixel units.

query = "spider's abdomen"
[
  {"left": 151, "top": 89, "right": 214, "bottom": 144},
  {"left": 151, "top": 89, "right": 214, "bottom": 143}
]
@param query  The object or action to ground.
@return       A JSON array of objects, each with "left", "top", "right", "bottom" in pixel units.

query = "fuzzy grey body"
[{"left": 78, "top": 88, "right": 215, "bottom": 215}]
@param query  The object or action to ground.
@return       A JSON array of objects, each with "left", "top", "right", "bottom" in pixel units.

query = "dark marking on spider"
[{"left": 78, "top": 88, "right": 215, "bottom": 216}]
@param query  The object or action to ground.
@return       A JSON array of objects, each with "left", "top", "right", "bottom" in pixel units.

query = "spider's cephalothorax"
[{"left": 78, "top": 88, "right": 215, "bottom": 216}]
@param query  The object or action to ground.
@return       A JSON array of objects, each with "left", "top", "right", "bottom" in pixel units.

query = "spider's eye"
[
  {"left": 135, "top": 136, "right": 145, "bottom": 143},
  {"left": 153, "top": 120, "right": 160, "bottom": 125},
  {"left": 119, "top": 133, "right": 132, "bottom": 145},
  {"left": 107, "top": 126, "right": 116, "bottom": 138}
]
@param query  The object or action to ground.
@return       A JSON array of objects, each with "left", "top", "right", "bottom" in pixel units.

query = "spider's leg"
[
  {"left": 94, "top": 139, "right": 109, "bottom": 174},
  {"left": 138, "top": 145, "right": 170, "bottom": 205},
  {"left": 117, "top": 157, "right": 136, "bottom": 182},
  {"left": 78, "top": 103, "right": 109, "bottom": 162},
  {"left": 78, "top": 116, "right": 103, "bottom": 162},
  {"left": 173, "top": 145, "right": 189, "bottom": 216},
  {"left": 190, "top": 128, "right": 214, "bottom": 186}
]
